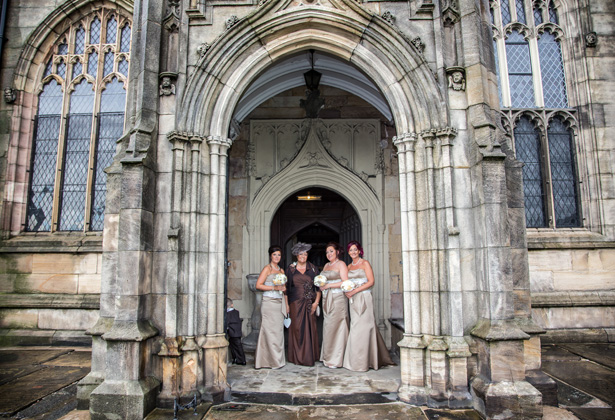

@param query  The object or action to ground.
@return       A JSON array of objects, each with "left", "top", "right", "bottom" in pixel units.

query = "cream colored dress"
[
  {"left": 319, "top": 270, "right": 349, "bottom": 368},
  {"left": 254, "top": 273, "right": 286, "bottom": 369},
  {"left": 342, "top": 268, "right": 394, "bottom": 372}
]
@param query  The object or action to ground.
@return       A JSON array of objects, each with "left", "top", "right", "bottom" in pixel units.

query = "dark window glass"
[
  {"left": 120, "top": 24, "right": 131, "bottom": 52},
  {"left": 26, "top": 81, "right": 64, "bottom": 232},
  {"left": 118, "top": 57, "right": 129, "bottom": 76},
  {"left": 57, "top": 59, "right": 66, "bottom": 79},
  {"left": 515, "top": 0, "right": 526, "bottom": 24},
  {"left": 515, "top": 116, "right": 547, "bottom": 227},
  {"left": 106, "top": 16, "right": 117, "bottom": 44},
  {"left": 58, "top": 80, "right": 94, "bottom": 231},
  {"left": 103, "top": 51, "right": 114, "bottom": 76},
  {"left": 73, "top": 60, "right": 83, "bottom": 80},
  {"left": 58, "top": 41, "right": 68, "bottom": 55},
  {"left": 506, "top": 30, "right": 535, "bottom": 107},
  {"left": 87, "top": 52, "right": 98, "bottom": 77},
  {"left": 548, "top": 117, "right": 580, "bottom": 227},
  {"left": 44, "top": 59, "right": 53, "bottom": 77},
  {"left": 533, "top": 5, "right": 543, "bottom": 25},
  {"left": 91, "top": 79, "right": 125, "bottom": 231},
  {"left": 548, "top": 1, "right": 558, "bottom": 24},
  {"left": 501, "top": 0, "right": 512, "bottom": 25},
  {"left": 90, "top": 17, "right": 101, "bottom": 44},
  {"left": 538, "top": 31, "right": 568, "bottom": 108},
  {"left": 75, "top": 26, "right": 86, "bottom": 54}
]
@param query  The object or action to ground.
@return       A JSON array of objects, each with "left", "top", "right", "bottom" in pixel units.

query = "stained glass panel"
[
  {"left": 120, "top": 24, "right": 131, "bottom": 52},
  {"left": 87, "top": 52, "right": 98, "bottom": 77},
  {"left": 506, "top": 31, "right": 535, "bottom": 108},
  {"left": 106, "top": 16, "right": 117, "bottom": 44},
  {"left": 90, "top": 17, "right": 101, "bottom": 44},
  {"left": 58, "top": 80, "right": 94, "bottom": 231},
  {"left": 515, "top": 117, "right": 546, "bottom": 227},
  {"left": 539, "top": 31, "right": 568, "bottom": 108},
  {"left": 26, "top": 81, "right": 64, "bottom": 232},
  {"left": 75, "top": 26, "right": 86, "bottom": 54},
  {"left": 103, "top": 51, "right": 114, "bottom": 76},
  {"left": 548, "top": 118, "right": 579, "bottom": 227}
]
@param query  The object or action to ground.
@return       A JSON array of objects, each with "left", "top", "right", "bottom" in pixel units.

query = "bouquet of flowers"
[
  {"left": 273, "top": 273, "right": 287, "bottom": 295},
  {"left": 314, "top": 275, "right": 327, "bottom": 288},
  {"left": 340, "top": 280, "right": 356, "bottom": 303}
]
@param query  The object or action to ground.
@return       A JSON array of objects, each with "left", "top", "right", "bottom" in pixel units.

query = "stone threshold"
[{"left": 0, "top": 329, "right": 92, "bottom": 347}]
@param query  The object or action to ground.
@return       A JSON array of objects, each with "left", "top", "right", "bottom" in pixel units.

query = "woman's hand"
[
  {"left": 345, "top": 289, "right": 358, "bottom": 299},
  {"left": 273, "top": 285, "right": 286, "bottom": 292},
  {"left": 319, "top": 283, "right": 329, "bottom": 290},
  {"left": 310, "top": 301, "right": 318, "bottom": 315}
]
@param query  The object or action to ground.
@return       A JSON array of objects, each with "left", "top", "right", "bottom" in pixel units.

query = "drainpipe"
[{"left": 0, "top": 0, "right": 8, "bottom": 67}]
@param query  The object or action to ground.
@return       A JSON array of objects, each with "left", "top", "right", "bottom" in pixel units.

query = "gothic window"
[
  {"left": 492, "top": 1, "right": 580, "bottom": 228},
  {"left": 25, "top": 10, "right": 131, "bottom": 232}
]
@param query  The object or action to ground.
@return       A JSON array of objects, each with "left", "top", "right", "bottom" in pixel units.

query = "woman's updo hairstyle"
[
  {"left": 346, "top": 240, "right": 364, "bottom": 258},
  {"left": 268, "top": 245, "right": 282, "bottom": 257},
  {"left": 326, "top": 241, "right": 343, "bottom": 258}
]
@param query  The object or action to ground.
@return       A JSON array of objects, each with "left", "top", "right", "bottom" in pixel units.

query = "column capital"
[
  {"left": 206, "top": 135, "right": 232, "bottom": 149},
  {"left": 393, "top": 132, "right": 417, "bottom": 152}
]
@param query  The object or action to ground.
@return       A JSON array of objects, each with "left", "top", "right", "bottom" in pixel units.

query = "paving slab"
[
  {"left": 559, "top": 344, "right": 615, "bottom": 370},
  {"left": 541, "top": 344, "right": 583, "bottom": 362},
  {"left": 567, "top": 407, "right": 615, "bottom": 420},
  {"left": 0, "top": 349, "right": 71, "bottom": 386},
  {"left": 42, "top": 350, "right": 92, "bottom": 368}
]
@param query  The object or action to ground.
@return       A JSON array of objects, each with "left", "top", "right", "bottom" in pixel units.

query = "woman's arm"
[
  {"left": 255, "top": 265, "right": 286, "bottom": 292},
  {"left": 346, "top": 260, "right": 374, "bottom": 298}
]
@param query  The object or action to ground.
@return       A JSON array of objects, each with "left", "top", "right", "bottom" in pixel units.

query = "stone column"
[{"left": 394, "top": 133, "right": 428, "bottom": 405}]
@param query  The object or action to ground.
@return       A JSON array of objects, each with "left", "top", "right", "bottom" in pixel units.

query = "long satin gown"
[
  {"left": 342, "top": 268, "right": 394, "bottom": 372},
  {"left": 254, "top": 274, "right": 286, "bottom": 369},
  {"left": 319, "top": 270, "right": 349, "bottom": 368},
  {"left": 287, "top": 270, "right": 320, "bottom": 366}
]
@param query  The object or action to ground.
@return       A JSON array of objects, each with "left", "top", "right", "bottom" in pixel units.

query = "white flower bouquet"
[
  {"left": 340, "top": 280, "right": 356, "bottom": 302},
  {"left": 273, "top": 273, "right": 287, "bottom": 295},
  {"left": 314, "top": 275, "right": 327, "bottom": 288}
]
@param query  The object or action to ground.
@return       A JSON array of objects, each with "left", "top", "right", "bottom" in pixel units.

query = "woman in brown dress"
[
  {"left": 342, "top": 240, "right": 394, "bottom": 371},
  {"left": 254, "top": 245, "right": 288, "bottom": 369},
  {"left": 286, "top": 242, "right": 321, "bottom": 366}
]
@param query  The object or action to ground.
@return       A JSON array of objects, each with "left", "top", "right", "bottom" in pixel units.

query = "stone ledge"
[
  {"left": 0, "top": 328, "right": 92, "bottom": 346},
  {"left": 526, "top": 230, "right": 615, "bottom": 249},
  {"left": 531, "top": 291, "right": 615, "bottom": 307},
  {"left": 0, "top": 293, "right": 100, "bottom": 309},
  {"left": 0, "top": 234, "right": 102, "bottom": 253},
  {"left": 541, "top": 328, "right": 615, "bottom": 343}
]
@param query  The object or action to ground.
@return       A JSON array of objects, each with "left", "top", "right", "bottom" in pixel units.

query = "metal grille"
[
  {"left": 57, "top": 59, "right": 66, "bottom": 79},
  {"left": 500, "top": 0, "right": 511, "bottom": 25},
  {"left": 90, "top": 17, "right": 101, "bottom": 44},
  {"left": 548, "top": 118, "right": 579, "bottom": 227},
  {"left": 514, "top": 117, "right": 546, "bottom": 227},
  {"left": 514, "top": 0, "right": 526, "bottom": 23},
  {"left": 120, "top": 24, "right": 131, "bottom": 52},
  {"left": 72, "top": 61, "right": 83, "bottom": 80},
  {"left": 87, "top": 52, "right": 98, "bottom": 77},
  {"left": 539, "top": 31, "right": 568, "bottom": 108},
  {"left": 533, "top": 5, "right": 543, "bottom": 25},
  {"left": 75, "top": 26, "right": 86, "bottom": 54},
  {"left": 506, "top": 31, "right": 535, "bottom": 108},
  {"left": 548, "top": 1, "right": 558, "bottom": 24},
  {"left": 106, "top": 16, "right": 117, "bottom": 44},
  {"left": 118, "top": 57, "right": 129, "bottom": 76},
  {"left": 26, "top": 81, "right": 64, "bottom": 232},
  {"left": 103, "top": 51, "right": 114, "bottom": 76},
  {"left": 58, "top": 81, "right": 94, "bottom": 231}
]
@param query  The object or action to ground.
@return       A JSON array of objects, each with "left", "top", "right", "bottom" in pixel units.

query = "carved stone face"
[
  {"left": 161, "top": 77, "right": 172, "bottom": 88},
  {"left": 452, "top": 71, "right": 463, "bottom": 83}
]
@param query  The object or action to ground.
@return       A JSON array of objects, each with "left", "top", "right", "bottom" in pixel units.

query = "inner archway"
[{"left": 270, "top": 187, "right": 362, "bottom": 269}]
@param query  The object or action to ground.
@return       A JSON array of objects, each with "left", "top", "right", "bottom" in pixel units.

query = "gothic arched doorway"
[{"left": 270, "top": 187, "right": 362, "bottom": 269}]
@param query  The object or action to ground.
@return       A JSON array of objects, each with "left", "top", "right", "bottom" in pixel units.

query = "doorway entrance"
[{"left": 270, "top": 187, "right": 361, "bottom": 269}]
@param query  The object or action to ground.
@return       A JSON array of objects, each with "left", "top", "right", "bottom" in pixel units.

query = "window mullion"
[
  {"left": 84, "top": 109, "right": 100, "bottom": 232},
  {"left": 51, "top": 84, "right": 71, "bottom": 232},
  {"left": 541, "top": 115, "right": 556, "bottom": 228}
]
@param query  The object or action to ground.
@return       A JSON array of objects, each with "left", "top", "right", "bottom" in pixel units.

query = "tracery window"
[
  {"left": 26, "top": 10, "right": 131, "bottom": 232},
  {"left": 491, "top": 0, "right": 580, "bottom": 228}
]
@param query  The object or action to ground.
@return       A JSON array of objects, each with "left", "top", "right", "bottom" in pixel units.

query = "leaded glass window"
[
  {"left": 26, "top": 9, "right": 131, "bottom": 232},
  {"left": 493, "top": 1, "right": 581, "bottom": 229}
]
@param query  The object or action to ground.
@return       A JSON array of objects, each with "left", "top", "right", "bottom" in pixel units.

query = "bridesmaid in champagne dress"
[
  {"left": 254, "top": 245, "right": 288, "bottom": 369},
  {"left": 343, "top": 240, "right": 394, "bottom": 372},
  {"left": 319, "top": 242, "right": 349, "bottom": 368},
  {"left": 286, "top": 242, "right": 321, "bottom": 366}
]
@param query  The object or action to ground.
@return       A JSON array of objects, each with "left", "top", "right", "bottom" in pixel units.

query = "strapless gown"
[
  {"left": 255, "top": 273, "right": 285, "bottom": 369},
  {"left": 342, "top": 268, "right": 394, "bottom": 372},
  {"left": 319, "top": 270, "right": 349, "bottom": 368}
]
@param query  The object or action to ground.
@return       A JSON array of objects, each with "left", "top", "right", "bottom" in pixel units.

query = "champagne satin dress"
[
  {"left": 342, "top": 268, "right": 394, "bottom": 372},
  {"left": 254, "top": 274, "right": 286, "bottom": 369},
  {"left": 319, "top": 270, "right": 349, "bottom": 368}
]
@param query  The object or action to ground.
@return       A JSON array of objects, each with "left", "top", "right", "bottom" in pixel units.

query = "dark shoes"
[{"left": 231, "top": 359, "right": 246, "bottom": 365}]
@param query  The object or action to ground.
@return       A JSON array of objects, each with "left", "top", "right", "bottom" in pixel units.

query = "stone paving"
[{"left": 0, "top": 344, "right": 612, "bottom": 419}]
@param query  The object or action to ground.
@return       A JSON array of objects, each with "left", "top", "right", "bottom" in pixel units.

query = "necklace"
[
  {"left": 328, "top": 259, "right": 339, "bottom": 266},
  {"left": 351, "top": 258, "right": 362, "bottom": 266},
  {"left": 270, "top": 263, "right": 280, "bottom": 271}
]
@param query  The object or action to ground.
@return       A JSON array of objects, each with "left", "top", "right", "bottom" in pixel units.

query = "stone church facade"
[{"left": 0, "top": 0, "right": 613, "bottom": 418}]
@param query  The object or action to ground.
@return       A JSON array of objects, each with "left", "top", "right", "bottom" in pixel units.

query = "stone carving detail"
[
  {"left": 246, "top": 141, "right": 255, "bottom": 176},
  {"left": 159, "top": 73, "right": 177, "bottom": 96},
  {"left": 4, "top": 87, "right": 16, "bottom": 104},
  {"left": 258, "top": 0, "right": 270, "bottom": 6},
  {"left": 585, "top": 31, "right": 598, "bottom": 48},
  {"left": 375, "top": 147, "right": 385, "bottom": 174},
  {"left": 446, "top": 67, "right": 466, "bottom": 91},
  {"left": 411, "top": 37, "right": 425, "bottom": 55},
  {"left": 197, "top": 43, "right": 210, "bottom": 58},
  {"left": 441, "top": 0, "right": 460, "bottom": 26},
  {"left": 226, "top": 15, "right": 240, "bottom": 30},
  {"left": 381, "top": 11, "right": 395, "bottom": 24},
  {"left": 300, "top": 151, "right": 329, "bottom": 168},
  {"left": 163, "top": 0, "right": 181, "bottom": 32}
]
